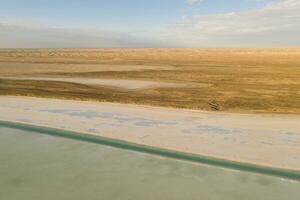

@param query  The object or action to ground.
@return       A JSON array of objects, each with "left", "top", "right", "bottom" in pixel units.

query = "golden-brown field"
[{"left": 0, "top": 48, "right": 300, "bottom": 114}]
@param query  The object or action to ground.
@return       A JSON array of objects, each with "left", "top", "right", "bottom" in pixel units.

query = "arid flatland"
[{"left": 0, "top": 48, "right": 300, "bottom": 114}]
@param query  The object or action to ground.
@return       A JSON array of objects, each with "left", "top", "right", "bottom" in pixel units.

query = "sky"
[{"left": 0, "top": 0, "right": 299, "bottom": 48}]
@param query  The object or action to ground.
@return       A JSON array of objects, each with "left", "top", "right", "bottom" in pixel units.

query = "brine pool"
[{"left": 0, "top": 125, "right": 299, "bottom": 200}]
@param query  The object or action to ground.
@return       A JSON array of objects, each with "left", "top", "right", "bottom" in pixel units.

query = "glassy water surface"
[{"left": 0, "top": 126, "right": 299, "bottom": 200}]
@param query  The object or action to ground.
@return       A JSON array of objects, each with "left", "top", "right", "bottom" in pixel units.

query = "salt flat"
[{"left": 0, "top": 96, "right": 299, "bottom": 171}]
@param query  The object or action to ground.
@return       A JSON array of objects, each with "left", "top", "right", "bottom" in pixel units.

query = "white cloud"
[
  {"left": 0, "top": 21, "right": 168, "bottom": 48},
  {"left": 187, "top": 0, "right": 203, "bottom": 5},
  {"left": 165, "top": 0, "right": 300, "bottom": 47},
  {"left": 0, "top": 0, "right": 298, "bottom": 48},
  {"left": 187, "top": 0, "right": 274, "bottom": 5}
]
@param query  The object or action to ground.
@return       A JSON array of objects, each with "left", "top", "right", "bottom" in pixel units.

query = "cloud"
[
  {"left": 187, "top": 0, "right": 203, "bottom": 5},
  {"left": 0, "top": 0, "right": 298, "bottom": 48},
  {"left": 187, "top": 0, "right": 273, "bottom": 5},
  {"left": 165, "top": 0, "right": 300, "bottom": 47},
  {"left": 0, "top": 21, "right": 168, "bottom": 48}
]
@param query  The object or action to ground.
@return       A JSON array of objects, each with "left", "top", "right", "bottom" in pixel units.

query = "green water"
[{"left": 0, "top": 126, "right": 299, "bottom": 200}]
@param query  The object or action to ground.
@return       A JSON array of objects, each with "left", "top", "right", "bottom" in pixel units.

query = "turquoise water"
[{"left": 0, "top": 126, "right": 299, "bottom": 200}]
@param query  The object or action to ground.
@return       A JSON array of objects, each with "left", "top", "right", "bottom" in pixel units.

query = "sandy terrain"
[
  {"left": 4, "top": 77, "right": 186, "bottom": 90},
  {"left": 1, "top": 48, "right": 300, "bottom": 66},
  {"left": 1, "top": 48, "right": 300, "bottom": 114},
  {"left": 0, "top": 62, "right": 175, "bottom": 76},
  {"left": 1, "top": 96, "right": 300, "bottom": 171}
]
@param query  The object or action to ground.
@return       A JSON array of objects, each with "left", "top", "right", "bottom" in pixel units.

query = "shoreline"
[
  {"left": 1, "top": 95, "right": 300, "bottom": 172},
  {"left": 1, "top": 120, "right": 300, "bottom": 181},
  {"left": 2, "top": 94, "right": 300, "bottom": 117},
  {"left": 3, "top": 115, "right": 300, "bottom": 172}
]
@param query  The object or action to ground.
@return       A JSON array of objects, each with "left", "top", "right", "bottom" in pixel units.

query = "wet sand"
[{"left": 0, "top": 96, "right": 300, "bottom": 171}]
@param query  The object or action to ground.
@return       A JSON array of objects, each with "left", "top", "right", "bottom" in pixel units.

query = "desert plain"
[
  {"left": 0, "top": 48, "right": 300, "bottom": 173},
  {"left": 0, "top": 48, "right": 300, "bottom": 114}
]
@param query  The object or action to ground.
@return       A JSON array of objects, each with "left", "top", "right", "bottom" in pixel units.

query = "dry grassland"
[{"left": 0, "top": 48, "right": 300, "bottom": 113}]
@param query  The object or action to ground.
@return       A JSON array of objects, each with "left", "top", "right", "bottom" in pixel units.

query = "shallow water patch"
[{"left": 0, "top": 124, "right": 300, "bottom": 200}]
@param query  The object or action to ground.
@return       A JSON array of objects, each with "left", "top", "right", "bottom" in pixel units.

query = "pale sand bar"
[
  {"left": 0, "top": 96, "right": 300, "bottom": 170},
  {"left": 4, "top": 77, "right": 186, "bottom": 90}
]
